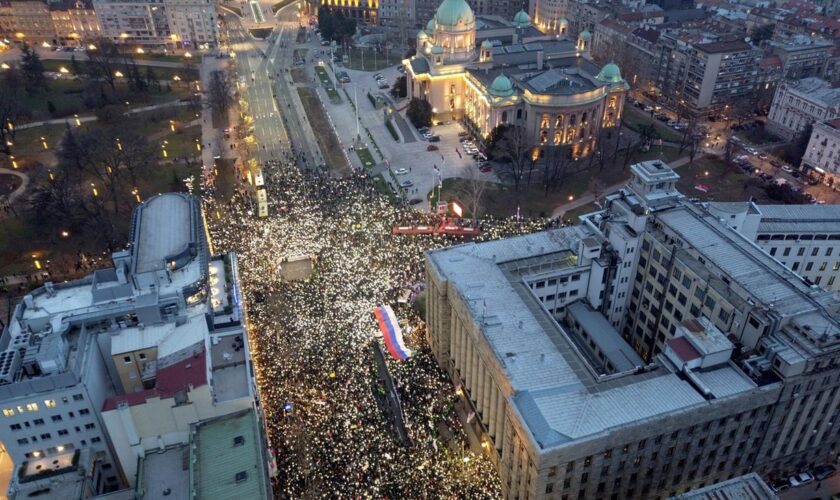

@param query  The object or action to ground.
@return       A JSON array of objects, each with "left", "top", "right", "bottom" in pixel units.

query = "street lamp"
[
  {"left": 114, "top": 70, "right": 124, "bottom": 78},
  {"left": 59, "top": 66, "right": 69, "bottom": 74},
  {"left": 40, "top": 136, "right": 48, "bottom": 150}
]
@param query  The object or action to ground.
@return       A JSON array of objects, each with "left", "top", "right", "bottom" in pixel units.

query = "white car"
[
  {"left": 788, "top": 472, "right": 814, "bottom": 488},
  {"left": 400, "top": 180, "right": 414, "bottom": 187},
  {"left": 781, "top": 165, "right": 793, "bottom": 173},
  {"left": 394, "top": 168, "right": 408, "bottom": 175}
]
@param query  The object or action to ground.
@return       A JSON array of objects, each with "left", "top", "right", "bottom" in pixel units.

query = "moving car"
[
  {"left": 788, "top": 472, "right": 814, "bottom": 488},
  {"left": 400, "top": 180, "right": 414, "bottom": 187},
  {"left": 427, "top": 144, "right": 439, "bottom": 151}
]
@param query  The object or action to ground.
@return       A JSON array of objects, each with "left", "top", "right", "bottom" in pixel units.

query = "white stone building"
[
  {"left": 93, "top": 0, "right": 218, "bottom": 48},
  {"left": 801, "top": 118, "right": 840, "bottom": 184},
  {"left": 767, "top": 77, "right": 840, "bottom": 140}
]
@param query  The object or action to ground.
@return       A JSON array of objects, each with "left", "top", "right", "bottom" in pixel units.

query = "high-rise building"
[
  {"left": 50, "top": 0, "right": 102, "bottom": 47},
  {"left": 0, "top": 194, "right": 264, "bottom": 498},
  {"left": 0, "top": 0, "right": 55, "bottom": 43},
  {"left": 425, "top": 161, "right": 840, "bottom": 499}
]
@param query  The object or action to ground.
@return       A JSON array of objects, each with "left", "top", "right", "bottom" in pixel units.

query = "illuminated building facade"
[{"left": 405, "top": 0, "right": 627, "bottom": 157}]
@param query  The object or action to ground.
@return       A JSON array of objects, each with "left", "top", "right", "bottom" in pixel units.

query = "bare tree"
[
  {"left": 542, "top": 145, "right": 580, "bottom": 197},
  {"left": 86, "top": 38, "right": 122, "bottom": 92},
  {"left": 207, "top": 70, "right": 234, "bottom": 116},
  {"left": 454, "top": 167, "right": 487, "bottom": 224},
  {"left": 492, "top": 124, "right": 535, "bottom": 193},
  {"left": 0, "top": 91, "right": 26, "bottom": 155}
]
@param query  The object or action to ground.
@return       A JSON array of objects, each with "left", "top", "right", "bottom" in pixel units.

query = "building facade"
[
  {"left": 50, "top": 1, "right": 102, "bottom": 47},
  {"left": 0, "top": 0, "right": 55, "bottom": 44},
  {"left": 92, "top": 0, "right": 218, "bottom": 48},
  {"left": 425, "top": 161, "right": 840, "bottom": 500},
  {"left": 707, "top": 202, "right": 840, "bottom": 292},
  {"left": 801, "top": 119, "right": 840, "bottom": 184},
  {"left": 767, "top": 77, "right": 840, "bottom": 140},
  {"left": 406, "top": 0, "right": 628, "bottom": 158},
  {"left": 0, "top": 194, "right": 261, "bottom": 498}
]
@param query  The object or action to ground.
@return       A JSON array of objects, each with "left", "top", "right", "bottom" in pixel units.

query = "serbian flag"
[
  {"left": 694, "top": 183, "right": 710, "bottom": 193},
  {"left": 373, "top": 305, "right": 412, "bottom": 361}
]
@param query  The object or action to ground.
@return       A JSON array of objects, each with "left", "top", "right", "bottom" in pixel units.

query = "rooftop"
[
  {"left": 191, "top": 410, "right": 270, "bottom": 500},
  {"left": 694, "top": 39, "right": 753, "bottom": 53},
  {"left": 670, "top": 473, "right": 777, "bottom": 499},
  {"left": 427, "top": 227, "right": 763, "bottom": 451},
  {"left": 102, "top": 352, "right": 207, "bottom": 411},
  {"left": 133, "top": 193, "right": 196, "bottom": 274},
  {"left": 784, "top": 77, "right": 840, "bottom": 107},
  {"left": 755, "top": 204, "right": 840, "bottom": 234},
  {"left": 138, "top": 446, "right": 190, "bottom": 500}
]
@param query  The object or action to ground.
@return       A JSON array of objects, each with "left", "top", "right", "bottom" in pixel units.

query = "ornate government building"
[{"left": 404, "top": 0, "right": 628, "bottom": 157}]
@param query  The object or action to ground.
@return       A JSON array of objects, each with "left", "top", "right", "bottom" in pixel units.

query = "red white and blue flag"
[{"left": 373, "top": 305, "right": 412, "bottom": 361}]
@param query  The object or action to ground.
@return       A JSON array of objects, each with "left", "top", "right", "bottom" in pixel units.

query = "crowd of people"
[{"left": 203, "top": 161, "right": 558, "bottom": 498}]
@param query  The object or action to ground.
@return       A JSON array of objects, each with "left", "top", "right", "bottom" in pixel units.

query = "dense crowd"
[{"left": 203, "top": 161, "right": 557, "bottom": 498}]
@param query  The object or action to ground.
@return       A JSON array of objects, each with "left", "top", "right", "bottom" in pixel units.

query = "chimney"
[{"left": 536, "top": 50, "right": 544, "bottom": 69}]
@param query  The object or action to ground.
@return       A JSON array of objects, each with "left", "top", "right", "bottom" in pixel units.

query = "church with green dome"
[{"left": 405, "top": 0, "right": 629, "bottom": 158}]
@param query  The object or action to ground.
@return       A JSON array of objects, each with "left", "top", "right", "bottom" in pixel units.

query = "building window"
[
  {"left": 79, "top": 409, "right": 90, "bottom": 416},
  {"left": 2, "top": 409, "right": 14, "bottom": 417},
  {"left": 44, "top": 400, "right": 56, "bottom": 408},
  {"left": 123, "top": 356, "right": 131, "bottom": 364},
  {"left": 26, "top": 403, "right": 38, "bottom": 412}
]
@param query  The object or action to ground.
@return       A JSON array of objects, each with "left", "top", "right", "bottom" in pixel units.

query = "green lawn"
[
  {"left": 297, "top": 87, "right": 349, "bottom": 174},
  {"left": 355, "top": 146, "right": 376, "bottom": 168},
  {"left": 622, "top": 106, "right": 683, "bottom": 143},
  {"left": 314, "top": 65, "right": 341, "bottom": 103},
  {"left": 41, "top": 60, "right": 198, "bottom": 83},
  {"left": 131, "top": 52, "right": 202, "bottom": 64},
  {"left": 337, "top": 47, "right": 403, "bottom": 71},
  {"left": 737, "top": 126, "right": 781, "bottom": 145},
  {"left": 675, "top": 157, "right": 768, "bottom": 202},
  {"left": 9, "top": 124, "right": 67, "bottom": 162}
]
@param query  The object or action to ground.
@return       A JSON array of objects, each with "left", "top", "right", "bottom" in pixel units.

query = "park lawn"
[
  {"left": 10, "top": 124, "right": 68, "bottom": 162},
  {"left": 41, "top": 60, "right": 199, "bottom": 84},
  {"left": 157, "top": 125, "right": 202, "bottom": 161},
  {"left": 131, "top": 105, "right": 199, "bottom": 138},
  {"left": 314, "top": 65, "right": 333, "bottom": 85},
  {"left": 337, "top": 47, "right": 403, "bottom": 72},
  {"left": 15, "top": 79, "right": 88, "bottom": 121},
  {"left": 131, "top": 52, "right": 202, "bottom": 64},
  {"left": 355, "top": 147, "right": 376, "bottom": 168},
  {"left": 297, "top": 87, "right": 350, "bottom": 175},
  {"left": 737, "top": 126, "right": 780, "bottom": 145},
  {"left": 622, "top": 106, "right": 683, "bottom": 143},
  {"left": 675, "top": 156, "right": 768, "bottom": 202}
]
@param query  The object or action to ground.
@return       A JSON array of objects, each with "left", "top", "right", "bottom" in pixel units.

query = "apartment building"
[
  {"left": 767, "top": 36, "right": 837, "bottom": 82},
  {"left": 0, "top": 0, "right": 55, "bottom": 43},
  {"left": 93, "top": 0, "right": 218, "bottom": 48},
  {"left": 50, "top": 0, "right": 102, "bottom": 46},
  {"left": 682, "top": 40, "right": 759, "bottom": 112},
  {"left": 801, "top": 118, "right": 840, "bottom": 184},
  {"left": 425, "top": 160, "right": 840, "bottom": 500},
  {"left": 767, "top": 77, "right": 840, "bottom": 140},
  {"left": 0, "top": 194, "right": 262, "bottom": 499}
]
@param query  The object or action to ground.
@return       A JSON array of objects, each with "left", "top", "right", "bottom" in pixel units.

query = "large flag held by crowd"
[{"left": 373, "top": 305, "right": 412, "bottom": 361}]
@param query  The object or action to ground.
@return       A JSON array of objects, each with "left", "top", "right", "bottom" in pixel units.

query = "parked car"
[
  {"left": 418, "top": 126, "right": 430, "bottom": 134},
  {"left": 769, "top": 479, "right": 789, "bottom": 493},
  {"left": 400, "top": 180, "right": 414, "bottom": 187},
  {"left": 427, "top": 144, "right": 439, "bottom": 151},
  {"left": 427, "top": 135, "right": 441, "bottom": 142},
  {"left": 788, "top": 472, "right": 814, "bottom": 488},
  {"left": 394, "top": 168, "right": 408, "bottom": 175},
  {"left": 781, "top": 165, "right": 793, "bottom": 173}
]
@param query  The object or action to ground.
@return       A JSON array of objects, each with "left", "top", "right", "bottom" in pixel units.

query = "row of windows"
[
  {"left": 532, "top": 273, "right": 582, "bottom": 289},
  {"left": 15, "top": 423, "right": 96, "bottom": 446},
  {"left": 757, "top": 233, "right": 840, "bottom": 241},
  {"left": 768, "top": 245, "right": 838, "bottom": 260},
  {"left": 9, "top": 409, "right": 91, "bottom": 431},
  {"left": 2, "top": 395, "right": 83, "bottom": 417}
]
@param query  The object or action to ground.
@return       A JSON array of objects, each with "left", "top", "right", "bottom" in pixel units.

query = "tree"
[
  {"left": 454, "top": 167, "right": 486, "bottom": 224},
  {"left": 19, "top": 44, "right": 47, "bottom": 93},
  {"left": 145, "top": 66, "right": 160, "bottom": 92},
  {"left": 207, "top": 70, "right": 234, "bottom": 116},
  {"left": 70, "top": 54, "right": 82, "bottom": 76},
  {"left": 489, "top": 124, "right": 534, "bottom": 193},
  {"left": 47, "top": 100, "right": 56, "bottom": 116},
  {"left": 26, "top": 152, "right": 85, "bottom": 234},
  {"left": 390, "top": 75, "right": 407, "bottom": 99},
  {"left": 781, "top": 123, "right": 812, "bottom": 166},
  {"left": 750, "top": 24, "right": 774, "bottom": 45},
  {"left": 541, "top": 145, "right": 577, "bottom": 196},
  {"left": 0, "top": 92, "right": 26, "bottom": 155},
  {"left": 86, "top": 38, "right": 121, "bottom": 91},
  {"left": 127, "top": 61, "right": 147, "bottom": 93},
  {"left": 765, "top": 182, "right": 810, "bottom": 204},
  {"left": 406, "top": 98, "right": 432, "bottom": 127},
  {"left": 318, "top": 7, "right": 356, "bottom": 42}
]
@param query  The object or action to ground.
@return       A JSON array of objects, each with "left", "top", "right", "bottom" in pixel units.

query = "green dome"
[
  {"left": 434, "top": 0, "right": 475, "bottom": 28},
  {"left": 431, "top": 44, "right": 444, "bottom": 54},
  {"left": 558, "top": 17, "right": 569, "bottom": 26},
  {"left": 512, "top": 10, "right": 530, "bottom": 28},
  {"left": 417, "top": 30, "right": 429, "bottom": 40},
  {"left": 481, "top": 39, "right": 493, "bottom": 49},
  {"left": 596, "top": 62, "right": 623, "bottom": 84},
  {"left": 426, "top": 19, "right": 437, "bottom": 32},
  {"left": 489, "top": 74, "right": 514, "bottom": 97},
  {"left": 578, "top": 29, "right": 592, "bottom": 39}
]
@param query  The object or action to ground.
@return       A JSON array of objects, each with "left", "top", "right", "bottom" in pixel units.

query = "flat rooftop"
[
  {"left": 427, "top": 228, "right": 761, "bottom": 451},
  {"left": 134, "top": 194, "right": 194, "bottom": 274},
  {"left": 656, "top": 205, "right": 838, "bottom": 320},
  {"left": 756, "top": 204, "right": 840, "bottom": 234},
  {"left": 191, "top": 410, "right": 269, "bottom": 500},
  {"left": 671, "top": 472, "right": 776, "bottom": 499},
  {"left": 139, "top": 446, "right": 190, "bottom": 500}
]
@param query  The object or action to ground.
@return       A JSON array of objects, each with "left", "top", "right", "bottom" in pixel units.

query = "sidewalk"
[{"left": 16, "top": 100, "right": 188, "bottom": 130}]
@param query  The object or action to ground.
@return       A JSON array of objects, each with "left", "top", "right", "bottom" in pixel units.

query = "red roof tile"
[
  {"left": 668, "top": 337, "right": 701, "bottom": 363},
  {"left": 102, "top": 352, "right": 207, "bottom": 412}
]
